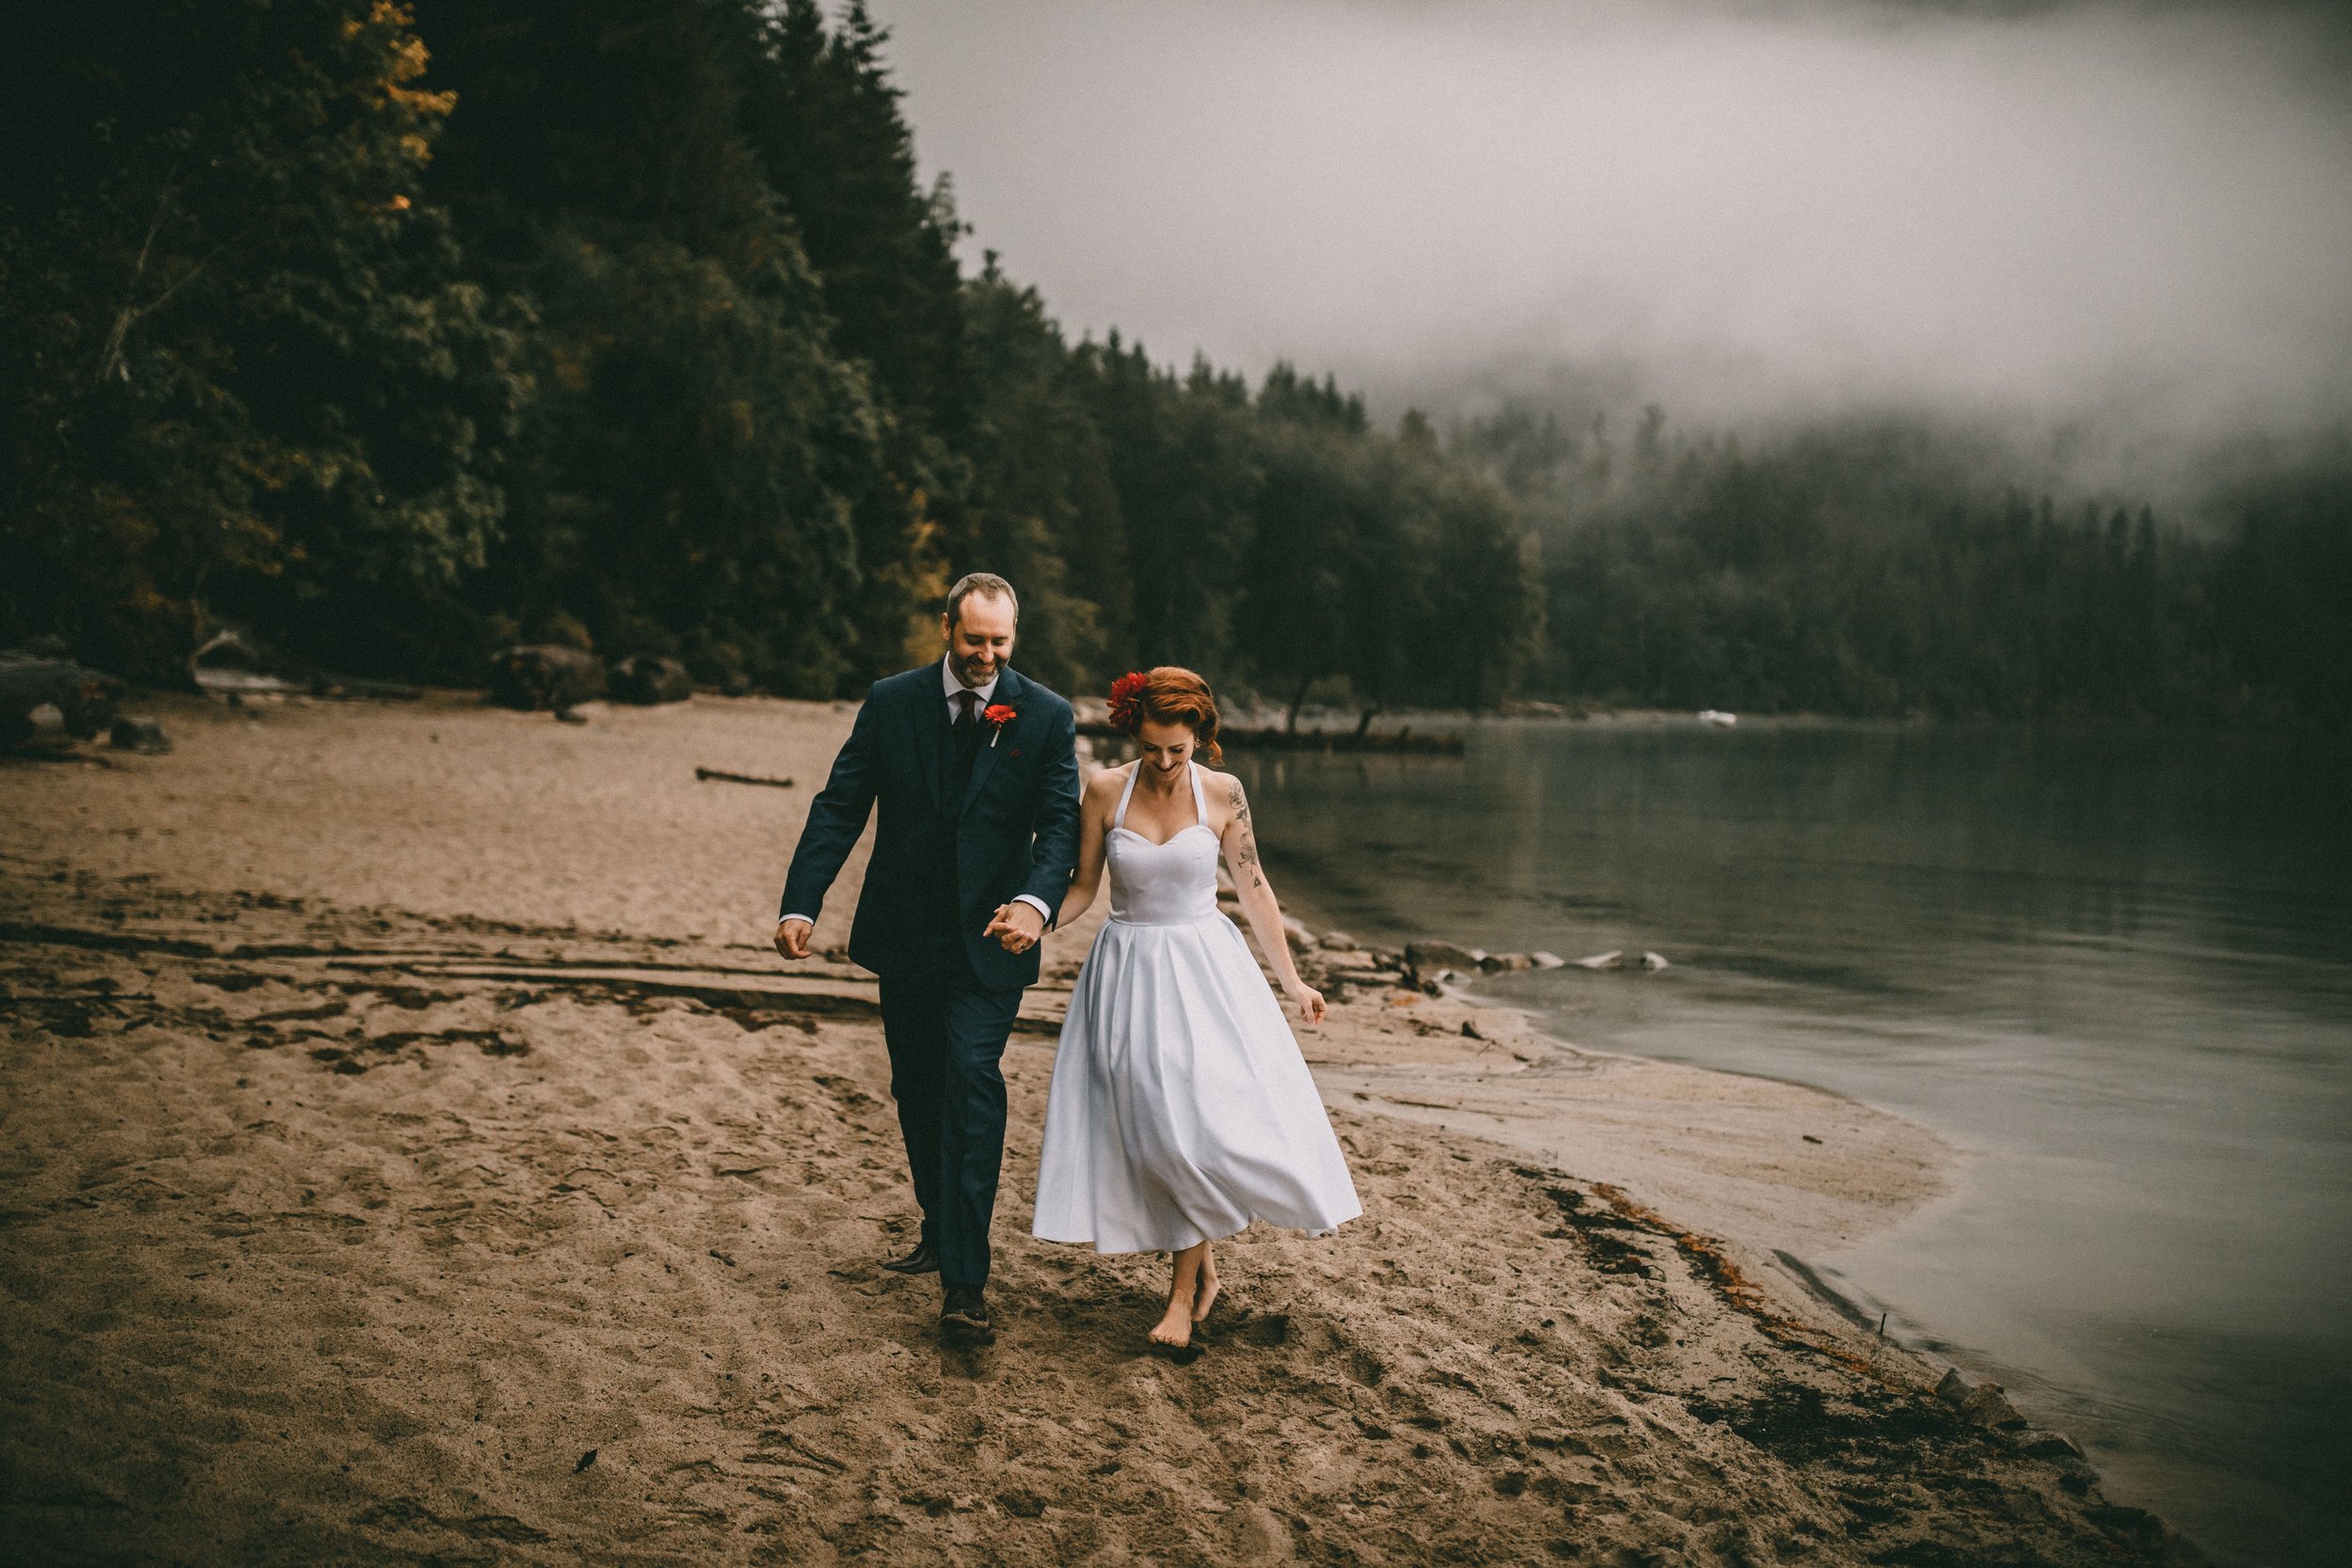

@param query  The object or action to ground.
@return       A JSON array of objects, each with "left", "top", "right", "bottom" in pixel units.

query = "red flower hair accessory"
[{"left": 1106, "top": 671, "right": 1149, "bottom": 732}]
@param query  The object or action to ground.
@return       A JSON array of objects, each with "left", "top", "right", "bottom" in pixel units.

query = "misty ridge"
[
  {"left": 889, "top": 0, "right": 2352, "bottom": 467},
  {"left": 869, "top": 0, "right": 2350, "bottom": 720}
]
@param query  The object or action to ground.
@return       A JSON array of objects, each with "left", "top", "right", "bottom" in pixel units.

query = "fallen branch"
[{"left": 694, "top": 767, "right": 795, "bottom": 789}]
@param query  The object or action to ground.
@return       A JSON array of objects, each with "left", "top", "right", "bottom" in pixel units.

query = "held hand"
[
  {"left": 983, "top": 902, "right": 1046, "bottom": 954},
  {"left": 774, "top": 917, "right": 814, "bottom": 961},
  {"left": 1285, "top": 980, "right": 1327, "bottom": 1026}
]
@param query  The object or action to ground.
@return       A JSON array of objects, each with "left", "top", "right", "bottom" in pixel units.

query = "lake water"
[{"left": 1232, "top": 720, "right": 2352, "bottom": 1566}]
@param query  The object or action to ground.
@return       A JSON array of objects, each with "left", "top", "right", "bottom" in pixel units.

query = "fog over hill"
[{"left": 872, "top": 0, "right": 2352, "bottom": 497}]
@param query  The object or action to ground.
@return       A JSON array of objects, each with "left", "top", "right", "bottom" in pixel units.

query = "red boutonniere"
[{"left": 982, "top": 703, "right": 1017, "bottom": 746}]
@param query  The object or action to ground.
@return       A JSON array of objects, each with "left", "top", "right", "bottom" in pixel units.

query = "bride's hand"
[
  {"left": 983, "top": 902, "right": 1042, "bottom": 953},
  {"left": 1285, "top": 980, "right": 1326, "bottom": 1026}
]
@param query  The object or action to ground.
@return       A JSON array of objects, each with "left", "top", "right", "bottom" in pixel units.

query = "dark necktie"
[{"left": 953, "top": 689, "right": 979, "bottom": 757}]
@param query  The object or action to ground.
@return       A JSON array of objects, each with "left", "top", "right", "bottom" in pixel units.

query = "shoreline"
[
  {"left": 1, "top": 689, "right": 2198, "bottom": 1564},
  {"left": 1183, "top": 751, "right": 2216, "bottom": 1556}
]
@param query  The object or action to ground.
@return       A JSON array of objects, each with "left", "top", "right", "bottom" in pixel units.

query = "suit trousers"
[{"left": 877, "top": 963, "right": 1024, "bottom": 1290}]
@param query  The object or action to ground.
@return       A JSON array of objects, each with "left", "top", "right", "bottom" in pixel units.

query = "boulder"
[
  {"left": 1479, "top": 952, "right": 1534, "bottom": 973},
  {"left": 1935, "top": 1369, "right": 1971, "bottom": 1407},
  {"left": 488, "top": 643, "right": 606, "bottom": 711},
  {"left": 1281, "top": 916, "right": 1314, "bottom": 949},
  {"left": 1317, "top": 930, "right": 1358, "bottom": 950},
  {"left": 1, "top": 653, "right": 121, "bottom": 748},
  {"left": 23, "top": 703, "right": 68, "bottom": 747},
  {"left": 1958, "top": 1382, "right": 2027, "bottom": 1431},
  {"left": 611, "top": 653, "right": 692, "bottom": 705},
  {"left": 2084, "top": 1503, "right": 2169, "bottom": 1548},
  {"left": 109, "top": 716, "right": 172, "bottom": 754},
  {"left": 1406, "top": 940, "right": 1485, "bottom": 972},
  {"left": 1641, "top": 950, "right": 1671, "bottom": 972}
]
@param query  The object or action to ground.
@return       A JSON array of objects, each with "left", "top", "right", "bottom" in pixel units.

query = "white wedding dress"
[{"left": 1031, "top": 762, "right": 1361, "bottom": 1254}]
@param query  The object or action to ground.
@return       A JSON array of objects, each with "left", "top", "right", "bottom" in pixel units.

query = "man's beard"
[{"left": 951, "top": 650, "right": 998, "bottom": 687}]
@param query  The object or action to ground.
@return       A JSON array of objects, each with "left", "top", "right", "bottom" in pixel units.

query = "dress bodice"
[{"left": 1105, "top": 763, "right": 1221, "bottom": 927}]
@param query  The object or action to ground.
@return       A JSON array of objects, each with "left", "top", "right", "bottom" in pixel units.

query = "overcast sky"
[{"left": 866, "top": 0, "right": 2352, "bottom": 441}]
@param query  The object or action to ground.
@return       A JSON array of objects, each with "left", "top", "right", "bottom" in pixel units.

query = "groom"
[{"left": 774, "top": 573, "right": 1081, "bottom": 1343}]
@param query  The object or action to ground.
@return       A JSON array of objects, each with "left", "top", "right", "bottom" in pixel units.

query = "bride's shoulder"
[
  {"left": 1202, "top": 764, "right": 1246, "bottom": 825},
  {"left": 1084, "top": 764, "right": 1133, "bottom": 803}
]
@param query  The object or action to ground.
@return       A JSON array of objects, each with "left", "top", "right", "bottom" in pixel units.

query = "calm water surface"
[{"left": 1233, "top": 721, "right": 2351, "bottom": 1567}]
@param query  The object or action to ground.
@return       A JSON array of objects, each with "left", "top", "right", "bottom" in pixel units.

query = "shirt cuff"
[
  {"left": 1011, "top": 894, "right": 1054, "bottom": 928},
  {"left": 779, "top": 913, "right": 816, "bottom": 926}
]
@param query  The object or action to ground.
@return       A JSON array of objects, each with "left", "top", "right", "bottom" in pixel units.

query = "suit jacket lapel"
[
  {"left": 910, "top": 671, "right": 946, "bottom": 815},
  {"left": 960, "top": 667, "right": 1022, "bottom": 817}
]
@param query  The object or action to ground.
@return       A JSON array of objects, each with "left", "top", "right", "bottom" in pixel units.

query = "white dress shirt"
[
  {"left": 942, "top": 655, "right": 998, "bottom": 721},
  {"left": 782, "top": 658, "right": 1054, "bottom": 932}
]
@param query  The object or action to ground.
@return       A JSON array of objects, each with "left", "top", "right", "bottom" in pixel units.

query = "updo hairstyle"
[{"left": 1107, "top": 667, "right": 1222, "bottom": 765}]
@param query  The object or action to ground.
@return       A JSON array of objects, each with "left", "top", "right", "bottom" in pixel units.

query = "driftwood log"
[
  {"left": 190, "top": 629, "right": 304, "bottom": 695},
  {"left": 190, "top": 628, "right": 419, "bottom": 701},
  {"left": 308, "top": 674, "right": 421, "bottom": 702},
  {"left": 487, "top": 644, "right": 606, "bottom": 711},
  {"left": 694, "top": 767, "right": 794, "bottom": 790}
]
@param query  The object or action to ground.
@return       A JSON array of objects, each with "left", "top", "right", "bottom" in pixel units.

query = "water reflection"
[{"left": 1237, "top": 721, "right": 2352, "bottom": 1566}]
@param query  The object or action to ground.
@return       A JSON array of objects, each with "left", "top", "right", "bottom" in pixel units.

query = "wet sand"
[{"left": 1, "top": 690, "right": 2195, "bottom": 1564}]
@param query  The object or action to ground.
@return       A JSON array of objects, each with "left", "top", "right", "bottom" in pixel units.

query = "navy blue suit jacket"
[{"left": 779, "top": 663, "right": 1081, "bottom": 990}]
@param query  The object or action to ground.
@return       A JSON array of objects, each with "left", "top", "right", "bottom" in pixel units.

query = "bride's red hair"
[{"left": 1107, "top": 667, "right": 1222, "bottom": 764}]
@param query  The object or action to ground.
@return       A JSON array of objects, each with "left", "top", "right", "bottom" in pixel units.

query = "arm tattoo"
[{"left": 1227, "top": 777, "right": 1265, "bottom": 889}]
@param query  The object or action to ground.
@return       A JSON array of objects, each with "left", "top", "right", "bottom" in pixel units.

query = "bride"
[{"left": 990, "top": 667, "right": 1360, "bottom": 1351}]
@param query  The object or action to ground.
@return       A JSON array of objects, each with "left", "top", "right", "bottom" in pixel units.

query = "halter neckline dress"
[{"left": 1031, "top": 762, "right": 1361, "bottom": 1254}]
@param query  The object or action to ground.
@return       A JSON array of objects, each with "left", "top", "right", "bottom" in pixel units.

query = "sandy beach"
[{"left": 1, "top": 690, "right": 2196, "bottom": 1565}]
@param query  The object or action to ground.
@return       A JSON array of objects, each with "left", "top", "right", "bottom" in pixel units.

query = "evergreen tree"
[
  {"left": 947, "top": 265, "right": 1125, "bottom": 691},
  {"left": 418, "top": 0, "right": 938, "bottom": 690},
  {"left": 1, "top": 0, "right": 526, "bottom": 678}
]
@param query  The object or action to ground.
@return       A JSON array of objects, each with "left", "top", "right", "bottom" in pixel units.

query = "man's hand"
[
  {"left": 774, "top": 917, "right": 815, "bottom": 960},
  {"left": 982, "top": 902, "right": 1045, "bottom": 954}
]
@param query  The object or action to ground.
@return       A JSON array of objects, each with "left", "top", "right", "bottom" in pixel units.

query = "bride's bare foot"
[
  {"left": 1192, "top": 1258, "right": 1220, "bottom": 1324},
  {"left": 1150, "top": 1241, "right": 1211, "bottom": 1351},
  {"left": 1147, "top": 1300, "right": 1193, "bottom": 1350}
]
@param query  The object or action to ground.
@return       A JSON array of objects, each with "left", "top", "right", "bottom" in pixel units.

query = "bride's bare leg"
[
  {"left": 1192, "top": 1247, "right": 1220, "bottom": 1323},
  {"left": 1149, "top": 1242, "right": 1209, "bottom": 1348}
]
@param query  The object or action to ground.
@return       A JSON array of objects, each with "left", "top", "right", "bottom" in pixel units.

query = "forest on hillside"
[
  {"left": 0, "top": 0, "right": 1538, "bottom": 712},
  {"left": 2, "top": 0, "right": 2342, "bottom": 723},
  {"left": 1452, "top": 406, "right": 2350, "bottom": 724}
]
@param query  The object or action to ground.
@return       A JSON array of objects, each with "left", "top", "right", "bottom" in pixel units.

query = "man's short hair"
[{"left": 946, "top": 572, "right": 1019, "bottom": 628}]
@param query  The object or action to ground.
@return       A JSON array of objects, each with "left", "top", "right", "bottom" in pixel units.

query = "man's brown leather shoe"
[
  {"left": 882, "top": 1241, "right": 939, "bottom": 1275},
  {"left": 940, "top": 1286, "right": 993, "bottom": 1344}
]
